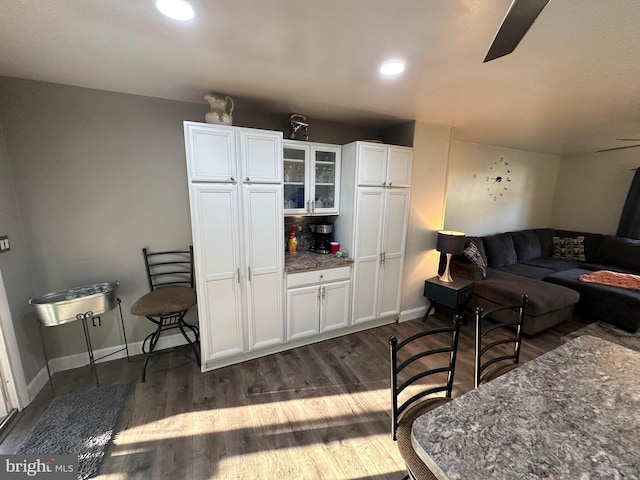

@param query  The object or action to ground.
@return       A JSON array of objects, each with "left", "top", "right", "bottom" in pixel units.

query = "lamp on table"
[{"left": 437, "top": 231, "right": 466, "bottom": 283}]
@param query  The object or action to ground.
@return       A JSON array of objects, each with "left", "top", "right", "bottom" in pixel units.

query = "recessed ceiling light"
[
  {"left": 155, "top": 0, "right": 195, "bottom": 21},
  {"left": 379, "top": 61, "right": 406, "bottom": 76}
]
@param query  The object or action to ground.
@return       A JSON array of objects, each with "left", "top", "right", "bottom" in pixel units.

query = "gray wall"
[{"left": 0, "top": 77, "right": 388, "bottom": 377}]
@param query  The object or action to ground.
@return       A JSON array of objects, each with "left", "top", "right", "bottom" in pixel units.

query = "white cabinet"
[
  {"left": 286, "top": 267, "right": 351, "bottom": 340},
  {"left": 185, "top": 123, "right": 281, "bottom": 184},
  {"left": 355, "top": 142, "right": 412, "bottom": 187},
  {"left": 335, "top": 142, "right": 412, "bottom": 325},
  {"left": 184, "top": 122, "right": 284, "bottom": 369},
  {"left": 283, "top": 140, "right": 341, "bottom": 215}
]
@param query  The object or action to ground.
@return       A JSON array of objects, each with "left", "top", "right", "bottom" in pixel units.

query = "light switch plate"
[{"left": 0, "top": 235, "right": 10, "bottom": 253}]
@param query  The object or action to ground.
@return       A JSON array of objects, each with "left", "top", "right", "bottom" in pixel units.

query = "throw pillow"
[
  {"left": 464, "top": 242, "right": 487, "bottom": 278},
  {"left": 552, "top": 236, "right": 586, "bottom": 261}
]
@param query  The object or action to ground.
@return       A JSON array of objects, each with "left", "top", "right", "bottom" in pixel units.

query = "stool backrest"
[
  {"left": 142, "top": 246, "right": 194, "bottom": 291},
  {"left": 389, "top": 314, "right": 462, "bottom": 441},
  {"left": 474, "top": 294, "right": 528, "bottom": 388}
]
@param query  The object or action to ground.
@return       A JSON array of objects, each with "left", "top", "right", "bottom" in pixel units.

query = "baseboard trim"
[
  {"left": 27, "top": 332, "right": 188, "bottom": 401},
  {"left": 399, "top": 306, "right": 427, "bottom": 323}
]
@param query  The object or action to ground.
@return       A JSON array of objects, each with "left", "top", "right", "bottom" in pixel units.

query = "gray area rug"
[
  {"left": 17, "top": 383, "right": 130, "bottom": 480},
  {"left": 563, "top": 321, "right": 640, "bottom": 352}
]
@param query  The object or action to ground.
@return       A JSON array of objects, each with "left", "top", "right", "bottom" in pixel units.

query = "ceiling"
[{"left": 1, "top": 0, "right": 639, "bottom": 155}]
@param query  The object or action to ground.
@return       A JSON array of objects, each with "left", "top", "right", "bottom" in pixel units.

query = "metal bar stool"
[{"left": 130, "top": 246, "right": 199, "bottom": 382}]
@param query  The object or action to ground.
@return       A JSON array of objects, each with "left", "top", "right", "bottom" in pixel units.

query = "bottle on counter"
[{"left": 288, "top": 229, "right": 298, "bottom": 253}]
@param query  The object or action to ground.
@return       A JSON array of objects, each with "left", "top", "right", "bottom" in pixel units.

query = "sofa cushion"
[
  {"left": 591, "top": 235, "right": 640, "bottom": 272},
  {"left": 552, "top": 236, "right": 586, "bottom": 261},
  {"left": 496, "top": 263, "right": 556, "bottom": 280},
  {"left": 476, "top": 269, "right": 580, "bottom": 317},
  {"left": 520, "top": 257, "right": 579, "bottom": 272},
  {"left": 533, "top": 228, "right": 555, "bottom": 257},
  {"left": 463, "top": 241, "right": 487, "bottom": 278},
  {"left": 509, "top": 230, "right": 542, "bottom": 261},
  {"left": 554, "top": 230, "right": 603, "bottom": 261},
  {"left": 483, "top": 233, "right": 517, "bottom": 268}
]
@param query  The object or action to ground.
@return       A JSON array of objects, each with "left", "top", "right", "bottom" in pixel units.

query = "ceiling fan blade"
[
  {"left": 596, "top": 144, "right": 640, "bottom": 153},
  {"left": 484, "top": 0, "right": 551, "bottom": 62}
]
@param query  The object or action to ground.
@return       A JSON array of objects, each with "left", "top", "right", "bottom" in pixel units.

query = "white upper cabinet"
[
  {"left": 184, "top": 123, "right": 282, "bottom": 184},
  {"left": 185, "top": 125, "right": 237, "bottom": 182},
  {"left": 283, "top": 140, "right": 341, "bottom": 215},
  {"left": 240, "top": 130, "right": 282, "bottom": 184},
  {"left": 355, "top": 142, "right": 413, "bottom": 187}
]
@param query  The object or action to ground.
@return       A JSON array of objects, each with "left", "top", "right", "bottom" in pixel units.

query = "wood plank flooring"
[{"left": 0, "top": 314, "right": 590, "bottom": 479}]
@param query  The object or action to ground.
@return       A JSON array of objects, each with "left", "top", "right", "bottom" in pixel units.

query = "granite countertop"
[
  {"left": 411, "top": 335, "right": 640, "bottom": 480},
  {"left": 285, "top": 250, "right": 353, "bottom": 273}
]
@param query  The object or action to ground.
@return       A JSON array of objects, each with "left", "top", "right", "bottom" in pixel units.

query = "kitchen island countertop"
[{"left": 285, "top": 250, "right": 353, "bottom": 274}]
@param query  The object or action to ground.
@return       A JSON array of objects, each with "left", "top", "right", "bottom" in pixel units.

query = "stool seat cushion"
[{"left": 130, "top": 286, "right": 197, "bottom": 316}]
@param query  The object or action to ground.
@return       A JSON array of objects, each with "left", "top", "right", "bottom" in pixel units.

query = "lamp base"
[{"left": 438, "top": 253, "right": 454, "bottom": 283}]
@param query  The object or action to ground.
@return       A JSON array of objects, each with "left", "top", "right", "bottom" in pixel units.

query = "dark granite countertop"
[
  {"left": 411, "top": 335, "right": 640, "bottom": 479},
  {"left": 285, "top": 250, "right": 353, "bottom": 274}
]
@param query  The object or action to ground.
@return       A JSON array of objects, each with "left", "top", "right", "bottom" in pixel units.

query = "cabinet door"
[
  {"left": 312, "top": 145, "right": 341, "bottom": 215},
  {"left": 320, "top": 280, "right": 351, "bottom": 332},
  {"left": 356, "top": 143, "right": 387, "bottom": 186},
  {"left": 240, "top": 129, "right": 282, "bottom": 184},
  {"left": 352, "top": 188, "right": 384, "bottom": 324},
  {"left": 184, "top": 123, "right": 237, "bottom": 183},
  {"left": 378, "top": 189, "right": 410, "bottom": 318},
  {"left": 387, "top": 147, "right": 413, "bottom": 187},
  {"left": 283, "top": 143, "right": 310, "bottom": 214},
  {"left": 286, "top": 286, "right": 320, "bottom": 340},
  {"left": 190, "top": 184, "right": 245, "bottom": 363},
  {"left": 243, "top": 184, "right": 284, "bottom": 350}
]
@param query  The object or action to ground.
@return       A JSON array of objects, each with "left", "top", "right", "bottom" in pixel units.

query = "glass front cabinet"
[{"left": 283, "top": 140, "right": 341, "bottom": 216}]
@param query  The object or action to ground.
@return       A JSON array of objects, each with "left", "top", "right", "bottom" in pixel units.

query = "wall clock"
[{"left": 486, "top": 156, "right": 512, "bottom": 200}]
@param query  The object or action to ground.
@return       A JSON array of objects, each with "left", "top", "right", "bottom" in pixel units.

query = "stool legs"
[{"left": 141, "top": 310, "right": 200, "bottom": 382}]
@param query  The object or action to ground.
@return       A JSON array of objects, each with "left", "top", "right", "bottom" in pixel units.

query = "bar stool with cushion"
[
  {"left": 130, "top": 246, "right": 200, "bottom": 382},
  {"left": 389, "top": 314, "right": 463, "bottom": 480},
  {"left": 474, "top": 294, "right": 528, "bottom": 388}
]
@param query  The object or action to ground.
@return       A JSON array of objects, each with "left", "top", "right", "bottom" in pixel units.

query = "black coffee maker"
[{"left": 310, "top": 224, "right": 333, "bottom": 254}]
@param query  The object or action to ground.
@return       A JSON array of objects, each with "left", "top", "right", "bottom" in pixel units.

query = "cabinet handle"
[
  {"left": 245, "top": 177, "right": 250, "bottom": 182},
  {"left": 382, "top": 252, "right": 386, "bottom": 264},
  {"left": 236, "top": 268, "right": 240, "bottom": 283},
  {"left": 248, "top": 266, "right": 252, "bottom": 281},
  {"left": 307, "top": 200, "right": 311, "bottom": 213},
  {"left": 383, "top": 181, "right": 387, "bottom": 186},
  {"left": 322, "top": 286, "right": 326, "bottom": 300},
  {"left": 389, "top": 182, "right": 393, "bottom": 186},
  {"left": 230, "top": 176, "right": 236, "bottom": 183},
  {"left": 317, "top": 288, "right": 321, "bottom": 300},
  {"left": 380, "top": 252, "right": 384, "bottom": 263}
]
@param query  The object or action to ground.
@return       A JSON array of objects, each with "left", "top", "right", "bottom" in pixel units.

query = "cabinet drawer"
[{"left": 287, "top": 266, "right": 351, "bottom": 288}]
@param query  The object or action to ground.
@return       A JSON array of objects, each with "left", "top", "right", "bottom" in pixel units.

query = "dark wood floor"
[{"left": 0, "top": 314, "right": 590, "bottom": 479}]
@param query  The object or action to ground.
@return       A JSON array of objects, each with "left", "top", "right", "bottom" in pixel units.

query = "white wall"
[
  {"left": 443, "top": 141, "right": 561, "bottom": 236},
  {"left": 550, "top": 151, "right": 637, "bottom": 234},
  {"left": 400, "top": 122, "right": 452, "bottom": 313}
]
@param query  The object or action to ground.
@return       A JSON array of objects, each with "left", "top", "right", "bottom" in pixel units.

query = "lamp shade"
[{"left": 436, "top": 231, "right": 466, "bottom": 255}]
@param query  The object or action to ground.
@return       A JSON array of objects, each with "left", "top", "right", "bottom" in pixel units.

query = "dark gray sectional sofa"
[{"left": 449, "top": 228, "right": 640, "bottom": 335}]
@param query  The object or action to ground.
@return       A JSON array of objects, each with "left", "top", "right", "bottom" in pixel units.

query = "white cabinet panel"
[
  {"left": 353, "top": 258, "right": 379, "bottom": 324},
  {"left": 387, "top": 147, "right": 413, "bottom": 187},
  {"left": 287, "top": 285, "right": 320, "bottom": 340},
  {"left": 354, "top": 188, "right": 384, "bottom": 258},
  {"left": 378, "top": 255, "right": 403, "bottom": 318},
  {"left": 185, "top": 125, "right": 237, "bottom": 183},
  {"left": 244, "top": 184, "right": 284, "bottom": 349},
  {"left": 241, "top": 130, "right": 282, "bottom": 183},
  {"left": 356, "top": 143, "right": 388, "bottom": 186},
  {"left": 321, "top": 280, "right": 351, "bottom": 332},
  {"left": 190, "top": 185, "right": 244, "bottom": 363}
]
